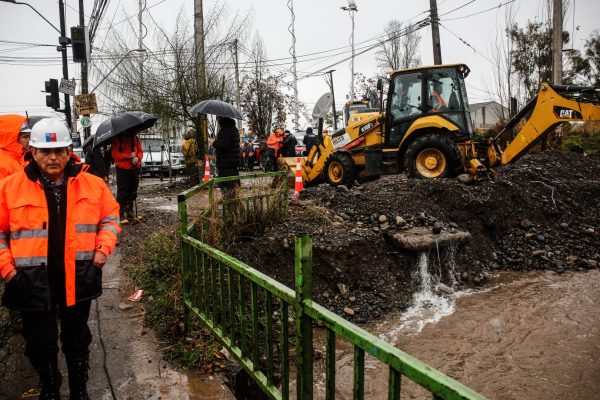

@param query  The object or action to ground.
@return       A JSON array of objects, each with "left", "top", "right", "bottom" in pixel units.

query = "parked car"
[
  {"left": 139, "top": 134, "right": 171, "bottom": 177},
  {"left": 295, "top": 137, "right": 306, "bottom": 157},
  {"left": 169, "top": 143, "right": 185, "bottom": 174}
]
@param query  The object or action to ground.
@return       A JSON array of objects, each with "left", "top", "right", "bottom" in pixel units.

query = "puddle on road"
[
  {"left": 311, "top": 265, "right": 600, "bottom": 400},
  {"left": 187, "top": 373, "right": 235, "bottom": 400}
]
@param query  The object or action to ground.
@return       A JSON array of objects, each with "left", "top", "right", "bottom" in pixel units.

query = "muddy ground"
[{"left": 226, "top": 151, "right": 600, "bottom": 323}]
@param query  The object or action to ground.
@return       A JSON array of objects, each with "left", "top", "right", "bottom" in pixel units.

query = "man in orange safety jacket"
[
  {"left": 0, "top": 114, "right": 31, "bottom": 179},
  {"left": 0, "top": 118, "right": 121, "bottom": 399},
  {"left": 267, "top": 128, "right": 284, "bottom": 157}
]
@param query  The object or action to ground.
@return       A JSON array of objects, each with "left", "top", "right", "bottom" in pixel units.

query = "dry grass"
[{"left": 195, "top": 176, "right": 289, "bottom": 246}]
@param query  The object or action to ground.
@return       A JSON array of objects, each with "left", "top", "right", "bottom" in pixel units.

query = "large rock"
[{"left": 385, "top": 227, "right": 471, "bottom": 251}]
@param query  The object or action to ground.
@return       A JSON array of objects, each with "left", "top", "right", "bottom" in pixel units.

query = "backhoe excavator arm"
[{"left": 491, "top": 83, "right": 600, "bottom": 166}]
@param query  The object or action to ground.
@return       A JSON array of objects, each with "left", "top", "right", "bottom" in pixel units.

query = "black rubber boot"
[
  {"left": 125, "top": 202, "right": 136, "bottom": 219},
  {"left": 119, "top": 203, "right": 129, "bottom": 224},
  {"left": 34, "top": 360, "right": 62, "bottom": 400},
  {"left": 66, "top": 355, "right": 90, "bottom": 400}
]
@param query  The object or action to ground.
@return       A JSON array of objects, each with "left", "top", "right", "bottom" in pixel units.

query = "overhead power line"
[
  {"left": 438, "top": 0, "right": 480, "bottom": 17},
  {"left": 441, "top": 0, "right": 517, "bottom": 21},
  {"left": 299, "top": 18, "right": 431, "bottom": 80}
]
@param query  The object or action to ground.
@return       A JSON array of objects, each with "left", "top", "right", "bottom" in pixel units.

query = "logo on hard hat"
[{"left": 45, "top": 132, "right": 58, "bottom": 142}]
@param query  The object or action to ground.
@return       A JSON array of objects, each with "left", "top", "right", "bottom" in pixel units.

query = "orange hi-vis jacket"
[
  {"left": 267, "top": 133, "right": 283, "bottom": 157},
  {"left": 0, "top": 162, "right": 121, "bottom": 309},
  {"left": 0, "top": 114, "right": 27, "bottom": 180},
  {"left": 111, "top": 135, "right": 143, "bottom": 170}
]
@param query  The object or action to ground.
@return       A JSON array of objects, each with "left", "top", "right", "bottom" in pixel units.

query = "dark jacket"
[
  {"left": 213, "top": 118, "right": 240, "bottom": 171},
  {"left": 304, "top": 132, "right": 317, "bottom": 155},
  {"left": 282, "top": 134, "right": 297, "bottom": 157},
  {"left": 85, "top": 146, "right": 111, "bottom": 179}
]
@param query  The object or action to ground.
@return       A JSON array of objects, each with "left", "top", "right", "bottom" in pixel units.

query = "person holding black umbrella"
[
  {"left": 111, "top": 131, "right": 143, "bottom": 224},
  {"left": 212, "top": 116, "right": 240, "bottom": 194}
]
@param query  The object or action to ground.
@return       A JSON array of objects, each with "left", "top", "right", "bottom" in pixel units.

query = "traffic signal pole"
[
  {"left": 79, "top": 0, "right": 90, "bottom": 140},
  {"left": 58, "top": 0, "right": 72, "bottom": 130}
]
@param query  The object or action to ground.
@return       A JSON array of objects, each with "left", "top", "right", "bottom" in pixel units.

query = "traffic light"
[
  {"left": 44, "top": 79, "right": 59, "bottom": 110},
  {"left": 71, "top": 26, "right": 90, "bottom": 63}
]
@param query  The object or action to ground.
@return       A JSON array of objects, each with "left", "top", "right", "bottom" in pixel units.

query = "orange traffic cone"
[
  {"left": 203, "top": 155, "right": 211, "bottom": 181},
  {"left": 294, "top": 157, "right": 303, "bottom": 198}
]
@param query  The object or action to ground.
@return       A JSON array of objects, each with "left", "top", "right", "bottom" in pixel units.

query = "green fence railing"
[{"left": 178, "top": 174, "right": 486, "bottom": 400}]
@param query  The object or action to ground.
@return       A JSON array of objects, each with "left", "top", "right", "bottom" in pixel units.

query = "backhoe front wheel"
[
  {"left": 404, "top": 133, "right": 462, "bottom": 179},
  {"left": 324, "top": 152, "right": 355, "bottom": 186}
]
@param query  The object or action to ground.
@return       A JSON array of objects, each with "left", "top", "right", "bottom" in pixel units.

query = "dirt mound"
[{"left": 225, "top": 151, "right": 600, "bottom": 323}]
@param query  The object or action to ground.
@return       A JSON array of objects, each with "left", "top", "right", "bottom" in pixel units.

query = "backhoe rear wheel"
[
  {"left": 403, "top": 133, "right": 462, "bottom": 179},
  {"left": 324, "top": 152, "right": 355, "bottom": 186}
]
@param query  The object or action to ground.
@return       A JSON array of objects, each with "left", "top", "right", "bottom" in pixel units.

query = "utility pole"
[
  {"left": 138, "top": 0, "right": 144, "bottom": 103},
  {"left": 194, "top": 0, "right": 207, "bottom": 159},
  {"left": 341, "top": 1, "right": 358, "bottom": 102},
  {"left": 58, "top": 0, "right": 72, "bottom": 130},
  {"left": 552, "top": 0, "right": 563, "bottom": 84},
  {"left": 79, "top": 0, "right": 90, "bottom": 140},
  {"left": 429, "top": 0, "right": 442, "bottom": 65},
  {"left": 324, "top": 70, "right": 338, "bottom": 130},
  {"left": 233, "top": 39, "right": 242, "bottom": 130},
  {"left": 288, "top": 0, "right": 300, "bottom": 132}
]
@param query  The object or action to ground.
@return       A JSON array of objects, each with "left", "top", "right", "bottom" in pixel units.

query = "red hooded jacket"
[{"left": 111, "top": 134, "right": 143, "bottom": 170}]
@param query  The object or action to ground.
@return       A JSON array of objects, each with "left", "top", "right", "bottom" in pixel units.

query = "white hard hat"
[{"left": 30, "top": 118, "right": 73, "bottom": 148}]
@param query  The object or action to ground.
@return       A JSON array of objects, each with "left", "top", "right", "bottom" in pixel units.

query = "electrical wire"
[
  {"left": 298, "top": 18, "right": 430, "bottom": 80},
  {"left": 440, "top": 0, "right": 517, "bottom": 21},
  {"left": 94, "top": 299, "right": 118, "bottom": 400},
  {"left": 438, "top": 0, "right": 480, "bottom": 17},
  {"left": 438, "top": 22, "right": 507, "bottom": 74}
]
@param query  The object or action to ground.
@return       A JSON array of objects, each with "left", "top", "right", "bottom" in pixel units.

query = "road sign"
[
  {"left": 80, "top": 116, "right": 92, "bottom": 128},
  {"left": 58, "top": 78, "right": 76, "bottom": 96},
  {"left": 75, "top": 93, "right": 98, "bottom": 115}
]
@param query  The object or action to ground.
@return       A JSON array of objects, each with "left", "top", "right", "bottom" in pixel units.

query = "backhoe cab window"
[
  {"left": 427, "top": 71, "right": 462, "bottom": 113},
  {"left": 427, "top": 68, "right": 471, "bottom": 133},
  {"left": 388, "top": 72, "right": 422, "bottom": 143},
  {"left": 390, "top": 72, "right": 422, "bottom": 123}
]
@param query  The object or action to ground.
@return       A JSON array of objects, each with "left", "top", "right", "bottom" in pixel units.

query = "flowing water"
[{"left": 310, "top": 254, "right": 600, "bottom": 399}]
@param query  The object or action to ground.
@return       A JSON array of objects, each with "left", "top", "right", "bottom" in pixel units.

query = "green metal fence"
[{"left": 178, "top": 174, "right": 486, "bottom": 400}]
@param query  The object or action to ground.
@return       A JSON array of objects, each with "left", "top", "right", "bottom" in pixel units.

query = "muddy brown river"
[{"left": 307, "top": 269, "right": 600, "bottom": 400}]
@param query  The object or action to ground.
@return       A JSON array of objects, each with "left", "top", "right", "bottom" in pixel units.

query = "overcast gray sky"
[{"left": 1, "top": 0, "right": 599, "bottom": 132}]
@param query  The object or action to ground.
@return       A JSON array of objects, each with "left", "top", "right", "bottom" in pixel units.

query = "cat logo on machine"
[
  {"left": 359, "top": 121, "right": 376, "bottom": 135},
  {"left": 553, "top": 106, "right": 583, "bottom": 120}
]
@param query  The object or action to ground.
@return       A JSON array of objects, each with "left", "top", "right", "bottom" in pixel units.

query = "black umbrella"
[
  {"left": 82, "top": 133, "right": 95, "bottom": 152},
  {"left": 93, "top": 111, "right": 157, "bottom": 148},
  {"left": 188, "top": 99, "right": 243, "bottom": 120}
]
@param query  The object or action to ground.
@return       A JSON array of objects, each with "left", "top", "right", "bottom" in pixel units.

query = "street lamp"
[
  {"left": 2, "top": 0, "right": 74, "bottom": 129},
  {"left": 90, "top": 49, "right": 147, "bottom": 93},
  {"left": 341, "top": 0, "right": 358, "bottom": 102},
  {"left": 0, "top": 0, "right": 60, "bottom": 33}
]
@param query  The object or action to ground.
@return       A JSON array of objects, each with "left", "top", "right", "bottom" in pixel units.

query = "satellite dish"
[{"left": 312, "top": 92, "right": 333, "bottom": 121}]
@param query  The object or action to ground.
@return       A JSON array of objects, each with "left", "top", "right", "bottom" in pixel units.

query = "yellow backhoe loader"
[{"left": 282, "top": 64, "right": 600, "bottom": 185}]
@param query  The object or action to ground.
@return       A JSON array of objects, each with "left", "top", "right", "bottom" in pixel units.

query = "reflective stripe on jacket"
[{"left": 0, "top": 162, "right": 121, "bottom": 309}]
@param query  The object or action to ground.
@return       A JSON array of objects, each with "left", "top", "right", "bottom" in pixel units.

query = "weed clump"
[{"left": 124, "top": 225, "right": 219, "bottom": 369}]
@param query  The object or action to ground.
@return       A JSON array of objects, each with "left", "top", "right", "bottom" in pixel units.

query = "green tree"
[
  {"left": 324, "top": 111, "right": 342, "bottom": 129},
  {"left": 508, "top": 21, "right": 570, "bottom": 99},
  {"left": 568, "top": 31, "right": 600, "bottom": 86},
  {"left": 240, "top": 38, "right": 288, "bottom": 136}
]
